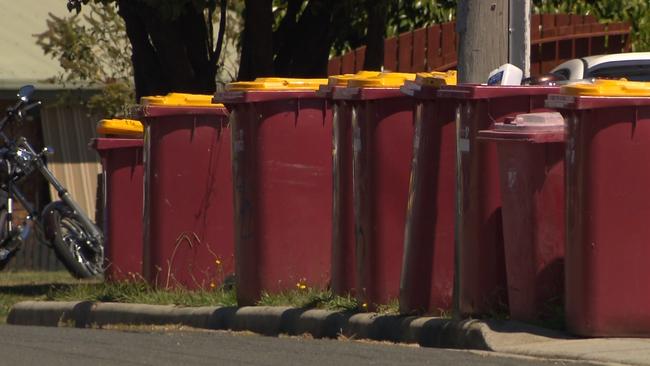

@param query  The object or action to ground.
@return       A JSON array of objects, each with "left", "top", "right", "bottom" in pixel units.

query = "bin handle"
[
  {"left": 295, "top": 99, "right": 300, "bottom": 126},
  {"left": 486, "top": 99, "right": 498, "bottom": 126},
  {"left": 322, "top": 99, "right": 328, "bottom": 126}
]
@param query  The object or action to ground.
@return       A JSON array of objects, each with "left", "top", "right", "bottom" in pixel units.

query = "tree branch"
[
  {"left": 207, "top": 0, "right": 216, "bottom": 56},
  {"left": 273, "top": 0, "right": 303, "bottom": 75},
  {"left": 287, "top": 0, "right": 334, "bottom": 77},
  {"left": 117, "top": 0, "right": 166, "bottom": 100},
  {"left": 179, "top": 3, "right": 215, "bottom": 93},
  {"left": 212, "top": 0, "right": 228, "bottom": 65},
  {"left": 238, "top": 0, "right": 274, "bottom": 81}
]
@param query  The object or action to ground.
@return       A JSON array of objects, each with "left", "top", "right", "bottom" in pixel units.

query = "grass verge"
[
  {"left": 257, "top": 288, "right": 361, "bottom": 312},
  {"left": 0, "top": 270, "right": 84, "bottom": 324},
  {"left": 0, "top": 270, "right": 237, "bottom": 323},
  {"left": 1, "top": 271, "right": 365, "bottom": 323},
  {"left": 1, "top": 271, "right": 411, "bottom": 324}
]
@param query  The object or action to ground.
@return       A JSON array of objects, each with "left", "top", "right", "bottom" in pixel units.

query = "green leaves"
[
  {"left": 35, "top": 2, "right": 134, "bottom": 116},
  {"left": 386, "top": 0, "right": 455, "bottom": 37}
]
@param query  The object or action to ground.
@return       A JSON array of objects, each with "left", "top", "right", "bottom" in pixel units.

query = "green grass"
[
  {"left": 0, "top": 271, "right": 419, "bottom": 324},
  {"left": 257, "top": 288, "right": 361, "bottom": 312},
  {"left": 0, "top": 270, "right": 237, "bottom": 323},
  {"left": 375, "top": 298, "right": 400, "bottom": 315},
  {"left": 50, "top": 280, "right": 238, "bottom": 308},
  {"left": 0, "top": 270, "right": 84, "bottom": 324}
]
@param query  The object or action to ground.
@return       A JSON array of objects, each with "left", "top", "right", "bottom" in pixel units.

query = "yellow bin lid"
[
  {"left": 561, "top": 79, "right": 650, "bottom": 97},
  {"left": 226, "top": 78, "right": 328, "bottom": 91},
  {"left": 328, "top": 71, "right": 382, "bottom": 87},
  {"left": 347, "top": 72, "right": 416, "bottom": 88},
  {"left": 141, "top": 93, "right": 224, "bottom": 107},
  {"left": 97, "top": 119, "right": 144, "bottom": 137},
  {"left": 415, "top": 70, "right": 457, "bottom": 87}
]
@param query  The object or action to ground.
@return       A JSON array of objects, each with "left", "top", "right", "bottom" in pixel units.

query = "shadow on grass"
[{"left": 0, "top": 283, "right": 78, "bottom": 298}]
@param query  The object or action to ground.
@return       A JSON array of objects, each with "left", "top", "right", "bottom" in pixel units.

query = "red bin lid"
[{"left": 478, "top": 112, "right": 565, "bottom": 143}]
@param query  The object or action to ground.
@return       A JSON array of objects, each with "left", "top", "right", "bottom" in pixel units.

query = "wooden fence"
[{"left": 327, "top": 13, "right": 632, "bottom": 76}]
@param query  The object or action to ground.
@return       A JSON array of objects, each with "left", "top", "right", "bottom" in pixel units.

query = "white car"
[{"left": 550, "top": 52, "right": 650, "bottom": 81}]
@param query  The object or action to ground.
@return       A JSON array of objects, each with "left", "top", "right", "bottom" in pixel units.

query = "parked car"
[{"left": 550, "top": 52, "right": 650, "bottom": 81}]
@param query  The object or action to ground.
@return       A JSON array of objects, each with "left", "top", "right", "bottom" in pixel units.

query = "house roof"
[{"left": 0, "top": 0, "right": 75, "bottom": 89}]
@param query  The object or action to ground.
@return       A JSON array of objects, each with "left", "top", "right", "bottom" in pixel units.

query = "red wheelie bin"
[
  {"left": 138, "top": 93, "right": 234, "bottom": 289},
  {"left": 398, "top": 71, "right": 457, "bottom": 315},
  {"left": 318, "top": 71, "right": 379, "bottom": 296},
  {"left": 478, "top": 112, "right": 566, "bottom": 323},
  {"left": 216, "top": 78, "right": 332, "bottom": 306},
  {"left": 91, "top": 119, "right": 144, "bottom": 281},
  {"left": 334, "top": 72, "right": 416, "bottom": 308},
  {"left": 548, "top": 80, "right": 650, "bottom": 336},
  {"left": 437, "top": 85, "right": 560, "bottom": 316}
]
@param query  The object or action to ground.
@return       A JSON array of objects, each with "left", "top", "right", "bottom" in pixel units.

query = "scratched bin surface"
[
  {"left": 139, "top": 99, "right": 234, "bottom": 290},
  {"left": 219, "top": 88, "right": 333, "bottom": 306},
  {"left": 92, "top": 138, "right": 145, "bottom": 282}
]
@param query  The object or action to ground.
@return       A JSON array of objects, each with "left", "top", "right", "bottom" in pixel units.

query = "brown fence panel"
[
  {"left": 412, "top": 28, "right": 426, "bottom": 72},
  {"left": 426, "top": 24, "right": 443, "bottom": 70},
  {"left": 607, "top": 22, "right": 628, "bottom": 54},
  {"left": 540, "top": 14, "right": 558, "bottom": 73},
  {"left": 384, "top": 36, "right": 398, "bottom": 71},
  {"left": 557, "top": 14, "right": 574, "bottom": 64},
  {"left": 572, "top": 15, "right": 589, "bottom": 59},
  {"left": 354, "top": 46, "right": 366, "bottom": 72},
  {"left": 328, "top": 56, "right": 342, "bottom": 76},
  {"left": 583, "top": 15, "right": 597, "bottom": 24},
  {"left": 570, "top": 14, "right": 583, "bottom": 28},
  {"left": 330, "top": 13, "right": 631, "bottom": 77},
  {"left": 574, "top": 36, "right": 590, "bottom": 58},
  {"left": 342, "top": 51, "right": 355, "bottom": 74},
  {"left": 531, "top": 14, "right": 542, "bottom": 75},
  {"left": 591, "top": 22, "right": 607, "bottom": 55},
  {"left": 531, "top": 14, "right": 541, "bottom": 40},
  {"left": 624, "top": 23, "right": 632, "bottom": 51},
  {"left": 441, "top": 21, "right": 456, "bottom": 66},
  {"left": 398, "top": 31, "right": 413, "bottom": 72}
]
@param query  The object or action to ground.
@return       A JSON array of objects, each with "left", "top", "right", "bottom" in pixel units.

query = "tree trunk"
[
  {"left": 273, "top": 0, "right": 303, "bottom": 76},
  {"left": 286, "top": 0, "right": 334, "bottom": 77},
  {"left": 238, "top": 0, "right": 274, "bottom": 81},
  {"left": 180, "top": 3, "right": 217, "bottom": 94},
  {"left": 117, "top": 0, "right": 166, "bottom": 100},
  {"left": 117, "top": 1, "right": 218, "bottom": 100},
  {"left": 364, "top": 0, "right": 388, "bottom": 71}
]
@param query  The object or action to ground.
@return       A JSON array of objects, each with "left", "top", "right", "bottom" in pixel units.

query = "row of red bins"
[{"left": 91, "top": 73, "right": 650, "bottom": 337}]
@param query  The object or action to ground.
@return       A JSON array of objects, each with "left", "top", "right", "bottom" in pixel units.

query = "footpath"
[{"left": 8, "top": 301, "right": 650, "bottom": 366}]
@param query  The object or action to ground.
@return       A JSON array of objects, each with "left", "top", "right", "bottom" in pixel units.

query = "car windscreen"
[
  {"left": 587, "top": 63, "right": 650, "bottom": 81},
  {"left": 551, "top": 68, "right": 572, "bottom": 80}
]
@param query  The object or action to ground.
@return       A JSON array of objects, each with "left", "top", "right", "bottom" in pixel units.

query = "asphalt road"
[{"left": 0, "top": 325, "right": 596, "bottom": 366}]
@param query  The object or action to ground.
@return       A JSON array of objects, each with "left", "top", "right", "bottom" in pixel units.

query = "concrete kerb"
[
  {"left": 7, "top": 301, "right": 557, "bottom": 351},
  {"left": 13, "top": 301, "right": 650, "bottom": 365}
]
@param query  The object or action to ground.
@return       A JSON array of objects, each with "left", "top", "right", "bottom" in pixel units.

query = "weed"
[
  {"left": 256, "top": 288, "right": 361, "bottom": 312},
  {"left": 375, "top": 298, "right": 400, "bottom": 315}
]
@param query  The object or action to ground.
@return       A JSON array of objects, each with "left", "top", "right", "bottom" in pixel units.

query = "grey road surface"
[{"left": 0, "top": 325, "right": 594, "bottom": 366}]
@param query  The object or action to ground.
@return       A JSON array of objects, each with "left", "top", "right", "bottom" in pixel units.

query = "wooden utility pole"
[
  {"left": 509, "top": 0, "right": 531, "bottom": 77},
  {"left": 456, "top": 0, "right": 531, "bottom": 83}
]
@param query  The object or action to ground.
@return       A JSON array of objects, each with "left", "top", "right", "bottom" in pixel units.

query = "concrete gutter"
[{"left": 9, "top": 301, "right": 650, "bottom": 366}]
